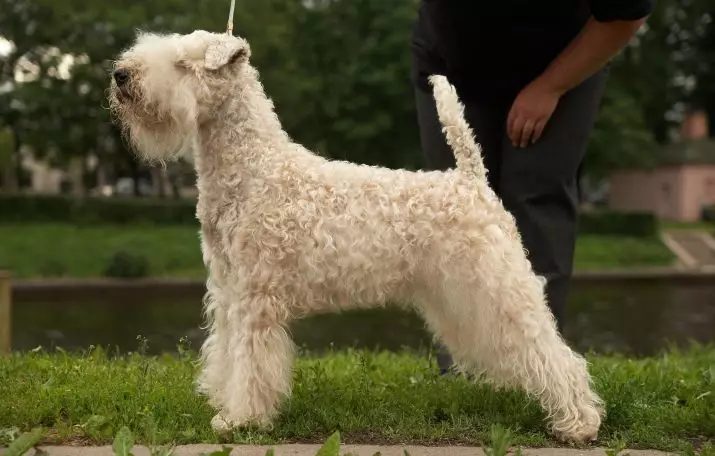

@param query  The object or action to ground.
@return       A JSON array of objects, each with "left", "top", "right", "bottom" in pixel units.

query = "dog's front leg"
[
  {"left": 196, "top": 279, "right": 235, "bottom": 413},
  {"left": 209, "top": 293, "right": 295, "bottom": 433}
]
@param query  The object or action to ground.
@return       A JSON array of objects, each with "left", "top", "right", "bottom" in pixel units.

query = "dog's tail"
[{"left": 428, "top": 74, "right": 487, "bottom": 181}]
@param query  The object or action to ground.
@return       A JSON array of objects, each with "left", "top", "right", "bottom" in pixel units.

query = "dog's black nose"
[{"left": 113, "top": 68, "right": 130, "bottom": 86}]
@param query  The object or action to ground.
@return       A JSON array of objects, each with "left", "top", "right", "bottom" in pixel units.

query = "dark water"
[{"left": 10, "top": 274, "right": 715, "bottom": 357}]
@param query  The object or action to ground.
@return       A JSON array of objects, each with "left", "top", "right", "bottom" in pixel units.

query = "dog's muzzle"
[
  {"left": 112, "top": 68, "right": 133, "bottom": 101},
  {"left": 113, "top": 68, "right": 130, "bottom": 87}
]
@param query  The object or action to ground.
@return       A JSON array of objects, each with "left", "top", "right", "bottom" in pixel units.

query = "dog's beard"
[{"left": 110, "top": 88, "right": 197, "bottom": 164}]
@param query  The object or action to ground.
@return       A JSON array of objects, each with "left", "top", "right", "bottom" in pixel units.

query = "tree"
[
  {"left": 583, "top": 0, "right": 712, "bottom": 181},
  {"left": 1, "top": 0, "right": 712, "bottom": 192}
]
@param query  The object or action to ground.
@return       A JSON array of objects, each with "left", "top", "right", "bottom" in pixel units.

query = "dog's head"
[{"left": 109, "top": 30, "right": 251, "bottom": 163}]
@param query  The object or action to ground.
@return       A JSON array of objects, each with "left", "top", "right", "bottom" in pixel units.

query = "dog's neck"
[{"left": 193, "top": 65, "right": 291, "bottom": 221}]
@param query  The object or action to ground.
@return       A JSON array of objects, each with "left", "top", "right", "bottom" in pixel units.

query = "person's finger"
[
  {"left": 520, "top": 119, "right": 535, "bottom": 148},
  {"left": 531, "top": 118, "right": 547, "bottom": 144},
  {"left": 510, "top": 116, "right": 526, "bottom": 147},
  {"left": 506, "top": 107, "right": 518, "bottom": 142}
]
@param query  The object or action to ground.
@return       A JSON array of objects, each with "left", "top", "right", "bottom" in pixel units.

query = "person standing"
[{"left": 410, "top": 0, "right": 652, "bottom": 374}]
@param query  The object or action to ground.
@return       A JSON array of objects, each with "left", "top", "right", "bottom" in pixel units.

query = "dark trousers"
[{"left": 414, "top": 70, "right": 608, "bottom": 372}]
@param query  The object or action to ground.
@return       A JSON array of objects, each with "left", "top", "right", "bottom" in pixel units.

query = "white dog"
[{"left": 109, "top": 30, "right": 604, "bottom": 443}]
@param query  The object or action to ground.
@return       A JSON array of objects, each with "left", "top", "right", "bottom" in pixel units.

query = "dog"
[{"left": 109, "top": 29, "right": 604, "bottom": 443}]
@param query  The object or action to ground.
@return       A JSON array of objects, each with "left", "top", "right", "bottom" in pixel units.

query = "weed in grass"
[
  {"left": 103, "top": 250, "right": 150, "bottom": 279},
  {"left": 112, "top": 427, "right": 135, "bottom": 456},
  {"left": 605, "top": 438, "right": 629, "bottom": 456},
  {"left": 3, "top": 427, "right": 43, "bottom": 456},
  {"left": 0, "top": 427, "right": 21, "bottom": 446},
  {"left": 315, "top": 431, "right": 341, "bottom": 455},
  {"left": 80, "top": 415, "right": 113, "bottom": 441},
  {"left": 198, "top": 446, "right": 233, "bottom": 456},
  {"left": 484, "top": 424, "right": 523, "bottom": 456}
]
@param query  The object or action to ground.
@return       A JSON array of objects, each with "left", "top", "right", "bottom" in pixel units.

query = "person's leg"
[
  {"left": 497, "top": 68, "right": 609, "bottom": 331},
  {"left": 414, "top": 86, "right": 505, "bottom": 373}
]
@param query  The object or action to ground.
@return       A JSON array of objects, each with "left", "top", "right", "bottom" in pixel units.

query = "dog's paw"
[
  {"left": 551, "top": 402, "right": 602, "bottom": 444},
  {"left": 210, "top": 413, "right": 234, "bottom": 434},
  {"left": 210, "top": 411, "right": 274, "bottom": 434},
  {"left": 553, "top": 427, "right": 599, "bottom": 444}
]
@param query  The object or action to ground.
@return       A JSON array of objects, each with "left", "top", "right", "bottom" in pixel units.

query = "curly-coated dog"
[{"left": 109, "top": 29, "right": 604, "bottom": 442}]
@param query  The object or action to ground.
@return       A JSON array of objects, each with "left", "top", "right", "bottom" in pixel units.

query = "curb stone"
[{"left": 4, "top": 445, "right": 678, "bottom": 456}]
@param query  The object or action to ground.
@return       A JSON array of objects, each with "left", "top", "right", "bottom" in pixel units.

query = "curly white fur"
[{"left": 109, "top": 30, "right": 604, "bottom": 442}]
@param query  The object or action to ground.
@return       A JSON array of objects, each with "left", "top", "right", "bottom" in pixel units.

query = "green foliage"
[
  {"left": 1, "top": 0, "right": 714, "bottom": 187},
  {"left": 0, "top": 128, "right": 13, "bottom": 167},
  {"left": 113, "top": 426, "right": 135, "bottom": 456},
  {"left": 103, "top": 250, "right": 150, "bottom": 279},
  {"left": 579, "top": 210, "right": 659, "bottom": 238},
  {"left": 605, "top": 438, "right": 630, "bottom": 456},
  {"left": 315, "top": 431, "right": 341, "bottom": 456},
  {"left": 0, "top": 223, "right": 205, "bottom": 278},
  {"left": 586, "top": 80, "right": 657, "bottom": 179},
  {"left": 703, "top": 205, "right": 715, "bottom": 222},
  {"left": 0, "top": 195, "right": 197, "bottom": 225},
  {"left": 0, "top": 0, "right": 422, "bottom": 193},
  {"left": 3, "top": 427, "right": 43, "bottom": 456},
  {"left": 484, "top": 424, "right": 523, "bottom": 456},
  {"left": 263, "top": 0, "right": 422, "bottom": 169},
  {"left": 198, "top": 447, "right": 233, "bottom": 456}
]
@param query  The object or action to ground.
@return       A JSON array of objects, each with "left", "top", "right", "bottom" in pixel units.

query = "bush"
[
  {"left": 103, "top": 250, "right": 150, "bottom": 278},
  {"left": 37, "top": 259, "right": 68, "bottom": 277},
  {"left": 0, "top": 194, "right": 197, "bottom": 225},
  {"left": 702, "top": 205, "right": 715, "bottom": 222},
  {"left": 578, "top": 210, "right": 659, "bottom": 237}
]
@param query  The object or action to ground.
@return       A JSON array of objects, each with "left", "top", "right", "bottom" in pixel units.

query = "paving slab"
[{"left": 5, "top": 445, "right": 677, "bottom": 456}]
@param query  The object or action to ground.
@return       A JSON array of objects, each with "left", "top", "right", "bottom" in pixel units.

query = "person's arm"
[
  {"left": 535, "top": 17, "right": 646, "bottom": 97},
  {"left": 508, "top": 1, "right": 652, "bottom": 148}
]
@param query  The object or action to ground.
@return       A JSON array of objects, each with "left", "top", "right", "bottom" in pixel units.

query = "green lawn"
[
  {"left": 0, "top": 223, "right": 205, "bottom": 279},
  {"left": 573, "top": 235, "right": 674, "bottom": 270},
  {"left": 0, "top": 347, "right": 713, "bottom": 452},
  {"left": 0, "top": 223, "right": 674, "bottom": 279},
  {"left": 661, "top": 220, "right": 715, "bottom": 232}
]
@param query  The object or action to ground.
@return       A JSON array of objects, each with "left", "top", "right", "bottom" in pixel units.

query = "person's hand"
[{"left": 506, "top": 79, "right": 562, "bottom": 148}]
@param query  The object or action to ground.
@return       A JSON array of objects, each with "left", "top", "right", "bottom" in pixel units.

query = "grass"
[
  {"left": 1, "top": 346, "right": 714, "bottom": 452},
  {"left": 573, "top": 235, "right": 674, "bottom": 270},
  {"left": 0, "top": 223, "right": 205, "bottom": 279},
  {"left": 661, "top": 220, "right": 715, "bottom": 233},
  {"left": 0, "top": 223, "right": 675, "bottom": 278}
]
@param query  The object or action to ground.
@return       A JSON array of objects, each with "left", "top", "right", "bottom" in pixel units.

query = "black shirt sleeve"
[{"left": 590, "top": 0, "right": 653, "bottom": 22}]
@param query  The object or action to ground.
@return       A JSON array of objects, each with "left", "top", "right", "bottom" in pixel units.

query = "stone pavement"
[{"left": 15, "top": 445, "right": 677, "bottom": 456}]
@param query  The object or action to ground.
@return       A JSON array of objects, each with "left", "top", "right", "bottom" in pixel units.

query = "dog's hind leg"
[
  {"left": 210, "top": 293, "right": 295, "bottom": 432},
  {"left": 417, "top": 254, "right": 603, "bottom": 442}
]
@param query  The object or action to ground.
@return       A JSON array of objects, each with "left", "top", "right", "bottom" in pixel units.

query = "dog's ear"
[{"left": 204, "top": 37, "right": 250, "bottom": 70}]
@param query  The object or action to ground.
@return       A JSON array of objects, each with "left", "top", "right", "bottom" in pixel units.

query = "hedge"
[
  {"left": 703, "top": 205, "right": 715, "bottom": 222},
  {"left": 0, "top": 194, "right": 197, "bottom": 225},
  {"left": 0, "top": 194, "right": 660, "bottom": 236}
]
